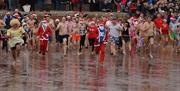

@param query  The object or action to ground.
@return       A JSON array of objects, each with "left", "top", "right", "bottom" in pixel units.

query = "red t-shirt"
[
  {"left": 154, "top": 18, "right": 163, "bottom": 29},
  {"left": 161, "top": 24, "right": 169, "bottom": 35},
  {"left": 87, "top": 26, "right": 98, "bottom": 39}
]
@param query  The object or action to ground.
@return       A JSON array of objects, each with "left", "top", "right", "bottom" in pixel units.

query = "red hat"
[
  {"left": 31, "top": 13, "right": 37, "bottom": 17},
  {"left": 98, "top": 20, "right": 104, "bottom": 26},
  {"left": 89, "top": 20, "right": 95, "bottom": 25},
  {"left": 170, "top": 16, "right": 175, "bottom": 20},
  {"left": 79, "top": 19, "right": 84, "bottom": 23}
]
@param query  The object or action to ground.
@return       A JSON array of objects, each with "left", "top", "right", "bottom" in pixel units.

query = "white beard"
[{"left": 42, "top": 23, "right": 48, "bottom": 31}]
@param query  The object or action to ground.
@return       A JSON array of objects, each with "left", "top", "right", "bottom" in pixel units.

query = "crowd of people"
[
  {"left": 1, "top": 0, "right": 180, "bottom": 13},
  {"left": 0, "top": 7, "right": 180, "bottom": 67}
]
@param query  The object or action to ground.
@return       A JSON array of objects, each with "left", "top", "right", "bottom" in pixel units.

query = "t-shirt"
[
  {"left": 169, "top": 22, "right": 179, "bottom": 32},
  {"left": 87, "top": 26, "right": 98, "bottom": 39},
  {"left": 108, "top": 22, "right": 121, "bottom": 37},
  {"left": 79, "top": 23, "right": 87, "bottom": 35},
  {"left": 154, "top": 18, "right": 163, "bottom": 29}
]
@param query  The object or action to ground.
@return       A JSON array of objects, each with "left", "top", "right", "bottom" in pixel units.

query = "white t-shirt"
[{"left": 106, "top": 21, "right": 121, "bottom": 37}]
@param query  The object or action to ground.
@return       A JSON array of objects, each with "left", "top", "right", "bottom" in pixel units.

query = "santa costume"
[
  {"left": 95, "top": 22, "right": 109, "bottom": 64},
  {"left": 36, "top": 19, "right": 52, "bottom": 55}
]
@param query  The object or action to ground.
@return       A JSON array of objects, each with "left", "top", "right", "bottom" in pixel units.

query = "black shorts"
[
  {"left": 57, "top": 34, "right": 69, "bottom": 44},
  {"left": 122, "top": 36, "right": 130, "bottom": 43},
  {"left": 80, "top": 35, "right": 86, "bottom": 46},
  {"left": 88, "top": 38, "right": 96, "bottom": 46}
]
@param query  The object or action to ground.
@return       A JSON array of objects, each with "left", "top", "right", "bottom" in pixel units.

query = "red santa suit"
[
  {"left": 95, "top": 23, "right": 109, "bottom": 64},
  {"left": 36, "top": 20, "right": 52, "bottom": 55}
]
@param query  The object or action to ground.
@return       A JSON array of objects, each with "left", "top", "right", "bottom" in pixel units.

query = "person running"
[
  {"left": 128, "top": 16, "right": 139, "bottom": 54},
  {"left": 160, "top": 19, "right": 169, "bottom": 46},
  {"left": 71, "top": 18, "right": 81, "bottom": 49},
  {"left": 55, "top": 18, "right": 60, "bottom": 45},
  {"left": 177, "top": 25, "right": 180, "bottom": 52},
  {"left": 169, "top": 16, "right": 180, "bottom": 48},
  {"left": 87, "top": 20, "right": 98, "bottom": 54},
  {"left": 121, "top": 22, "right": 131, "bottom": 54},
  {"left": 56, "top": 17, "right": 69, "bottom": 56},
  {"left": 154, "top": 13, "right": 163, "bottom": 44},
  {"left": 30, "top": 13, "right": 39, "bottom": 51},
  {"left": 45, "top": 13, "right": 55, "bottom": 44},
  {"left": 36, "top": 19, "right": 52, "bottom": 55},
  {"left": 78, "top": 19, "right": 87, "bottom": 55},
  {"left": 7, "top": 19, "right": 25, "bottom": 63},
  {"left": 95, "top": 22, "right": 109, "bottom": 65},
  {"left": 66, "top": 16, "right": 74, "bottom": 49},
  {"left": 143, "top": 16, "right": 156, "bottom": 58},
  {"left": 0, "top": 19, "right": 4, "bottom": 49},
  {"left": 107, "top": 18, "right": 121, "bottom": 56}
]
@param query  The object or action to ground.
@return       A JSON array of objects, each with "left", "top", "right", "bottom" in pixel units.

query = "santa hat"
[
  {"left": 170, "top": 16, "right": 175, "bottom": 20},
  {"left": 42, "top": 20, "right": 48, "bottom": 23},
  {"left": 132, "top": 16, "right": 138, "bottom": 20},
  {"left": 89, "top": 20, "right": 95, "bottom": 25},
  {"left": 98, "top": 20, "right": 104, "bottom": 26},
  {"left": 55, "top": 19, "right": 60, "bottom": 22},
  {"left": 67, "top": 15, "right": 71, "bottom": 19},
  {"left": 31, "top": 13, "right": 37, "bottom": 17},
  {"left": 79, "top": 19, "right": 84, "bottom": 23}
]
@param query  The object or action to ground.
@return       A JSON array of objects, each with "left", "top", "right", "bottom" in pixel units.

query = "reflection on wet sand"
[{"left": 0, "top": 45, "right": 179, "bottom": 91}]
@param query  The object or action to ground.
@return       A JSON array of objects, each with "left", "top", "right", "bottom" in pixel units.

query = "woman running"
[
  {"left": 121, "top": 22, "right": 131, "bottom": 54},
  {"left": 78, "top": 20, "right": 87, "bottom": 55},
  {"left": 7, "top": 19, "right": 25, "bottom": 63},
  {"left": 87, "top": 21, "right": 98, "bottom": 54},
  {"left": 160, "top": 19, "right": 169, "bottom": 46}
]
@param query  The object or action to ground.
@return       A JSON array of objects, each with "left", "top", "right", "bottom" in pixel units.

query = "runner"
[
  {"left": 143, "top": 16, "right": 156, "bottom": 58},
  {"left": 7, "top": 19, "right": 25, "bottom": 63},
  {"left": 95, "top": 22, "right": 108, "bottom": 65},
  {"left": 0, "top": 19, "right": 4, "bottom": 48},
  {"left": 71, "top": 18, "right": 80, "bottom": 49},
  {"left": 55, "top": 18, "right": 60, "bottom": 45},
  {"left": 169, "top": 16, "right": 180, "bottom": 48},
  {"left": 160, "top": 19, "right": 169, "bottom": 46},
  {"left": 28, "top": 13, "right": 38, "bottom": 50},
  {"left": 107, "top": 17, "right": 121, "bottom": 56},
  {"left": 87, "top": 20, "right": 98, "bottom": 54},
  {"left": 154, "top": 13, "right": 163, "bottom": 45},
  {"left": 121, "top": 22, "right": 131, "bottom": 54},
  {"left": 36, "top": 19, "right": 52, "bottom": 55},
  {"left": 56, "top": 17, "right": 69, "bottom": 56},
  {"left": 78, "top": 19, "right": 87, "bottom": 55},
  {"left": 66, "top": 16, "right": 74, "bottom": 49}
]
